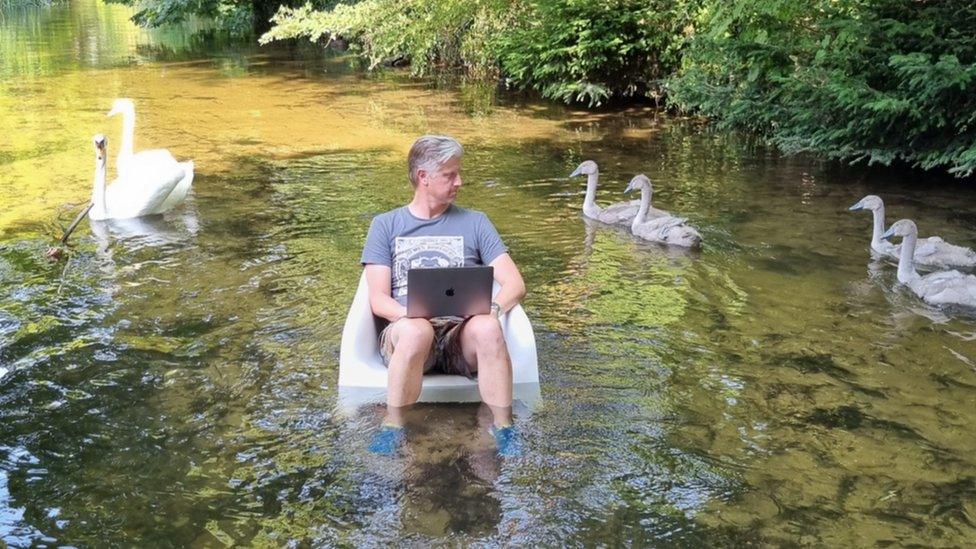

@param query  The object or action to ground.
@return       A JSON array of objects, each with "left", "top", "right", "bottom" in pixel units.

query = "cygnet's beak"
[
  {"left": 569, "top": 166, "right": 583, "bottom": 178},
  {"left": 882, "top": 226, "right": 896, "bottom": 240},
  {"left": 624, "top": 182, "right": 635, "bottom": 194},
  {"left": 107, "top": 106, "right": 118, "bottom": 117},
  {"left": 848, "top": 202, "right": 863, "bottom": 211}
]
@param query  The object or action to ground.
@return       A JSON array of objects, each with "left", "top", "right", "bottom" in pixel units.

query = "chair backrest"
[{"left": 338, "top": 273, "right": 381, "bottom": 386}]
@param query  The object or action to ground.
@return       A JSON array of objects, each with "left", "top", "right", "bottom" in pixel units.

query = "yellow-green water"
[{"left": 2, "top": 0, "right": 976, "bottom": 545}]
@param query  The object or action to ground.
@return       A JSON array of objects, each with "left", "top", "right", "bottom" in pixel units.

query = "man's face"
[{"left": 419, "top": 156, "right": 462, "bottom": 204}]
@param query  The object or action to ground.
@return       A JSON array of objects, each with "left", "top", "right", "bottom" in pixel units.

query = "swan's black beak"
[
  {"left": 624, "top": 183, "right": 635, "bottom": 194},
  {"left": 93, "top": 135, "right": 107, "bottom": 160},
  {"left": 848, "top": 203, "right": 863, "bottom": 211},
  {"left": 569, "top": 166, "right": 583, "bottom": 178},
  {"left": 882, "top": 226, "right": 896, "bottom": 240}
]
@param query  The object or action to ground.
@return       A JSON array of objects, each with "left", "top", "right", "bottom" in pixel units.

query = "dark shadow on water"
[
  {"left": 769, "top": 352, "right": 854, "bottom": 381},
  {"left": 756, "top": 244, "right": 839, "bottom": 276}
]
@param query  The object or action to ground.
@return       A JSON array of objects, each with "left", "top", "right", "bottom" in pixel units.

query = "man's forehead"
[{"left": 437, "top": 157, "right": 461, "bottom": 172}]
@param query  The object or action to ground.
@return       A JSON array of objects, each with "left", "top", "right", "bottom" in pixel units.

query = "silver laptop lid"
[{"left": 407, "top": 266, "right": 494, "bottom": 319}]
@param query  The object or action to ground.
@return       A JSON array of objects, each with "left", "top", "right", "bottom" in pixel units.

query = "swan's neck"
[
  {"left": 870, "top": 205, "right": 886, "bottom": 248},
  {"left": 631, "top": 185, "right": 651, "bottom": 231},
  {"left": 897, "top": 232, "right": 919, "bottom": 283},
  {"left": 119, "top": 109, "right": 135, "bottom": 161},
  {"left": 582, "top": 172, "right": 601, "bottom": 218},
  {"left": 92, "top": 160, "right": 107, "bottom": 216}
]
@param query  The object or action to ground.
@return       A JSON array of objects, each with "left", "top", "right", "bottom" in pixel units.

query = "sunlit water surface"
[{"left": 2, "top": 0, "right": 976, "bottom": 545}]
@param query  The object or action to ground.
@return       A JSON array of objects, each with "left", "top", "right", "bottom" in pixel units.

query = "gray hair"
[{"left": 407, "top": 135, "right": 463, "bottom": 187}]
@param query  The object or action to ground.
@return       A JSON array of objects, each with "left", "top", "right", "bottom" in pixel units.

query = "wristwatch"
[{"left": 490, "top": 301, "right": 501, "bottom": 317}]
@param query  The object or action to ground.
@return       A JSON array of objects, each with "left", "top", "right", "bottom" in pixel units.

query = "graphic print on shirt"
[{"left": 393, "top": 236, "right": 464, "bottom": 298}]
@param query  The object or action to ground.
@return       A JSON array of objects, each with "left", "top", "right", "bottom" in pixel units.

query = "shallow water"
[{"left": 3, "top": 0, "right": 976, "bottom": 545}]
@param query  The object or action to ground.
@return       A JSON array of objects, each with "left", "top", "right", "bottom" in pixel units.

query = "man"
[{"left": 360, "top": 135, "right": 526, "bottom": 455}]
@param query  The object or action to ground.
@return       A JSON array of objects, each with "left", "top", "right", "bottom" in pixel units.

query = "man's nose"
[{"left": 453, "top": 176, "right": 462, "bottom": 187}]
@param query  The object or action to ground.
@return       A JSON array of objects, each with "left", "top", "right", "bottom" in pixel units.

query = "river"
[{"left": 2, "top": 0, "right": 976, "bottom": 545}]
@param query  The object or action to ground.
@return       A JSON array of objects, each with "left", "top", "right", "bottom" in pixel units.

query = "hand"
[{"left": 392, "top": 306, "right": 408, "bottom": 323}]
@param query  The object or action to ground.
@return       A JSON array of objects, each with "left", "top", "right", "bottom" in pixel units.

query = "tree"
[{"left": 670, "top": 0, "right": 976, "bottom": 176}]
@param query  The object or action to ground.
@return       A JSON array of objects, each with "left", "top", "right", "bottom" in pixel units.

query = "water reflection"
[
  {"left": 90, "top": 206, "right": 198, "bottom": 247},
  {"left": 362, "top": 404, "right": 504, "bottom": 538}
]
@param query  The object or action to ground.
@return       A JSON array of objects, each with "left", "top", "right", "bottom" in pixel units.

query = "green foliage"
[
  {"left": 107, "top": 0, "right": 251, "bottom": 32},
  {"left": 107, "top": 0, "right": 339, "bottom": 34},
  {"left": 494, "top": 0, "right": 697, "bottom": 106},
  {"left": 670, "top": 0, "right": 976, "bottom": 176},
  {"left": 262, "top": 0, "right": 695, "bottom": 105},
  {"left": 261, "top": 0, "right": 506, "bottom": 75}
]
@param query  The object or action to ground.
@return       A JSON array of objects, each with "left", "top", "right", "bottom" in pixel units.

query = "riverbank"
[{"left": 260, "top": 0, "right": 976, "bottom": 178}]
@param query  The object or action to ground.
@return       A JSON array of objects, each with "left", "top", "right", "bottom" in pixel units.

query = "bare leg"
[
  {"left": 485, "top": 404, "right": 512, "bottom": 428},
  {"left": 467, "top": 404, "right": 502, "bottom": 481},
  {"left": 386, "top": 318, "right": 434, "bottom": 407},
  {"left": 384, "top": 403, "right": 409, "bottom": 427},
  {"left": 460, "top": 314, "right": 513, "bottom": 426}
]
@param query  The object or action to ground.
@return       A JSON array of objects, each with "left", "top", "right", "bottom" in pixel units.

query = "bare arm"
[
  {"left": 365, "top": 264, "right": 407, "bottom": 322},
  {"left": 489, "top": 252, "right": 526, "bottom": 316}
]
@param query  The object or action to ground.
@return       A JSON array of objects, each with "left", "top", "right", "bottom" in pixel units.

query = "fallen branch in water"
[{"left": 46, "top": 202, "right": 93, "bottom": 261}]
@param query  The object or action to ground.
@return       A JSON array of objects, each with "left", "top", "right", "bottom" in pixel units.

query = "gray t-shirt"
[{"left": 361, "top": 205, "right": 508, "bottom": 305}]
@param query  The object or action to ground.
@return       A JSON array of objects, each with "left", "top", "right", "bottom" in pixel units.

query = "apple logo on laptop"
[{"left": 445, "top": 287, "right": 455, "bottom": 297}]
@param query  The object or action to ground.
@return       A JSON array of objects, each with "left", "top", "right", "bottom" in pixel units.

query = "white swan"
[
  {"left": 89, "top": 135, "right": 186, "bottom": 221},
  {"left": 625, "top": 174, "right": 702, "bottom": 248},
  {"left": 569, "top": 160, "right": 645, "bottom": 225},
  {"left": 849, "top": 195, "right": 976, "bottom": 269},
  {"left": 883, "top": 219, "right": 976, "bottom": 308},
  {"left": 108, "top": 98, "right": 194, "bottom": 211},
  {"left": 154, "top": 160, "right": 194, "bottom": 213}
]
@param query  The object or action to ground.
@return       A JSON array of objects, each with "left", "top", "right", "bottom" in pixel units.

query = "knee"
[
  {"left": 396, "top": 318, "right": 434, "bottom": 351},
  {"left": 466, "top": 315, "right": 505, "bottom": 347}
]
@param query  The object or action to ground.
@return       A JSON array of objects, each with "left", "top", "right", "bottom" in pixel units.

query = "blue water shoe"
[
  {"left": 490, "top": 425, "right": 523, "bottom": 457},
  {"left": 368, "top": 424, "right": 405, "bottom": 455}
]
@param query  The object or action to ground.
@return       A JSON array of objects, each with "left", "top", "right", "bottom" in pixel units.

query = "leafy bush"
[
  {"left": 107, "top": 0, "right": 248, "bottom": 32},
  {"left": 108, "top": 0, "right": 340, "bottom": 34},
  {"left": 494, "top": 0, "right": 697, "bottom": 106},
  {"left": 261, "top": 0, "right": 507, "bottom": 75},
  {"left": 262, "top": 0, "right": 695, "bottom": 105},
  {"left": 669, "top": 0, "right": 976, "bottom": 176}
]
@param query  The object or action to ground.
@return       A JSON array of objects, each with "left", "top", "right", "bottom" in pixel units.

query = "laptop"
[{"left": 407, "top": 266, "right": 494, "bottom": 319}]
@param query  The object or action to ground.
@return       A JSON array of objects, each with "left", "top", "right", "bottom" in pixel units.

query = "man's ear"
[{"left": 416, "top": 169, "right": 428, "bottom": 186}]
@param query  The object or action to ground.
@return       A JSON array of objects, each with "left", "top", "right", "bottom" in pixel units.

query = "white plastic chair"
[{"left": 338, "top": 271, "right": 540, "bottom": 410}]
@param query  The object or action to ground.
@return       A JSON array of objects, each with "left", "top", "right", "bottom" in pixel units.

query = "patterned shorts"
[{"left": 379, "top": 316, "right": 476, "bottom": 378}]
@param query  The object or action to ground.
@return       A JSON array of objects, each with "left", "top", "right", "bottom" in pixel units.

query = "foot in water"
[
  {"left": 490, "top": 425, "right": 523, "bottom": 457},
  {"left": 368, "top": 424, "right": 405, "bottom": 455}
]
